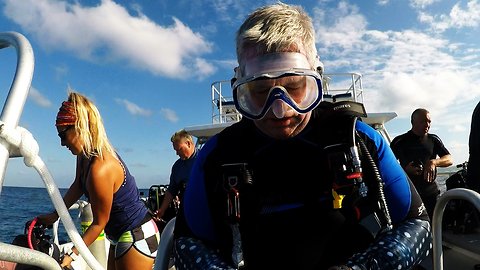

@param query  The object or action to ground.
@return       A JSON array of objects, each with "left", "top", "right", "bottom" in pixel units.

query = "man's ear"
[
  {"left": 315, "top": 55, "right": 324, "bottom": 75},
  {"left": 231, "top": 66, "right": 240, "bottom": 87}
]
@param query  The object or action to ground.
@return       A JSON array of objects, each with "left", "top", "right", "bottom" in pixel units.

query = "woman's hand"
[
  {"left": 61, "top": 247, "right": 78, "bottom": 269},
  {"left": 60, "top": 253, "right": 74, "bottom": 268}
]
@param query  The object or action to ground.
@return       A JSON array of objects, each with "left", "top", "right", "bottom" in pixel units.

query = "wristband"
[{"left": 66, "top": 248, "right": 78, "bottom": 261}]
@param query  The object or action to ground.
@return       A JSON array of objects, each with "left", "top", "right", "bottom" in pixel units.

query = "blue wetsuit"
[{"left": 174, "top": 107, "right": 431, "bottom": 270}]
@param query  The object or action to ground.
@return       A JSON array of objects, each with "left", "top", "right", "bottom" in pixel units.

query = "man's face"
[
  {"left": 253, "top": 99, "right": 312, "bottom": 139},
  {"left": 412, "top": 112, "right": 431, "bottom": 136},
  {"left": 239, "top": 47, "right": 315, "bottom": 139},
  {"left": 173, "top": 139, "right": 193, "bottom": 160}
]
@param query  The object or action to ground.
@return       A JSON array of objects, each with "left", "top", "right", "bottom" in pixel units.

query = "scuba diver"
[{"left": 173, "top": 3, "right": 432, "bottom": 270}]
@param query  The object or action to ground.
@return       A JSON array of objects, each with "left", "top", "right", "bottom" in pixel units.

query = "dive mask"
[{"left": 232, "top": 52, "right": 323, "bottom": 120}]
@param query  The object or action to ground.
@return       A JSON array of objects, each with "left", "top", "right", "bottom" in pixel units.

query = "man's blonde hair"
[
  {"left": 236, "top": 2, "right": 318, "bottom": 74},
  {"left": 171, "top": 129, "right": 193, "bottom": 144},
  {"left": 67, "top": 91, "right": 115, "bottom": 159}
]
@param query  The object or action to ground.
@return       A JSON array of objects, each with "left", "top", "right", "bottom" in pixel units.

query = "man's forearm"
[
  {"left": 159, "top": 191, "right": 174, "bottom": 211},
  {"left": 432, "top": 154, "right": 453, "bottom": 168}
]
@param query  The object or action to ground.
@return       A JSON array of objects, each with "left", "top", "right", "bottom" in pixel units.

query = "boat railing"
[
  {"left": 432, "top": 188, "right": 480, "bottom": 270},
  {"left": 153, "top": 217, "right": 176, "bottom": 270},
  {"left": 322, "top": 72, "right": 364, "bottom": 104},
  {"left": 211, "top": 80, "right": 241, "bottom": 124},
  {"left": 0, "top": 31, "right": 105, "bottom": 270},
  {"left": 0, "top": 31, "right": 34, "bottom": 187},
  {"left": 210, "top": 72, "right": 365, "bottom": 125}
]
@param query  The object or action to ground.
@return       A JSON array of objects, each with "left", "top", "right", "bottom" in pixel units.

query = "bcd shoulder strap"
[{"left": 313, "top": 100, "right": 367, "bottom": 120}]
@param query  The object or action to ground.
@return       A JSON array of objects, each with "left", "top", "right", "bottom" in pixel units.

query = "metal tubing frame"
[
  {"left": 153, "top": 217, "right": 176, "bottom": 270},
  {"left": 432, "top": 188, "right": 480, "bottom": 270},
  {"left": 0, "top": 31, "right": 65, "bottom": 270},
  {"left": 0, "top": 242, "right": 62, "bottom": 270},
  {"left": 0, "top": 32, "right": 34, "bottom": 194}
]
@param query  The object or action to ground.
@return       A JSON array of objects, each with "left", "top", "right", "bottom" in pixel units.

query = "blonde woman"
[{"left": 38, "top": 92, "right": 159, "bottom": 270}]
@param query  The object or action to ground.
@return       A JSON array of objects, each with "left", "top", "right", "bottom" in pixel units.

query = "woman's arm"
[
  {"left": 80, "top": 156, "right": 119, "bottom": 248},
  {"left": 63, "top": 155, "right": 119, "bottom": 269}
]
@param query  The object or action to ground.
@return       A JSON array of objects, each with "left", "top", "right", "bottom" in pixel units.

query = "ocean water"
[
  {"left": 0, "top": 172, "right": 455, "bottom": 245},
  {"left": 0, "top": 186, "right": 149, "bottom": 244}
]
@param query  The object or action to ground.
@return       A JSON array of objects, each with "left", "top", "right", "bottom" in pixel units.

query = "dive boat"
[{"left": 0, "top": 31, "right": 479, "bottom": 270}]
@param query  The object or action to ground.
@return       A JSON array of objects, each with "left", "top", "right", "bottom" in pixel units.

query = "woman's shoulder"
[
  {"left": 89, "top": 152, "right": 123, "bottom": 177},
  {"left": 85, "top": 154, "right": 124, "bottom": 194}
]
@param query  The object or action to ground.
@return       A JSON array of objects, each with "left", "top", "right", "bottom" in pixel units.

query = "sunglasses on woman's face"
[{"left": 58, "top": 126, "right": 73, "bottom": 140}]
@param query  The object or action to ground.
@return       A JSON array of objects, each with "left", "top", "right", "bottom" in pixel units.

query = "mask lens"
[{"left": 234, "top": 72, "right": 321, "bottom": 119}]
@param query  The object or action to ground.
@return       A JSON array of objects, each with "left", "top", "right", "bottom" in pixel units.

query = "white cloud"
[
  {"left": 210, "top": 0, "right": 251, "bottom": 23},
  {"left": 313, "top": 1, "right": 368, "bottom": 51},
  {"left": 3, "top": 0, "right": 215, "bottom": 79},
  {"left": 28, "top": 87, "right": 52, "bottom": 108},
  {"left": 310, "top": 1, "right": 480, "bottom": 165},
  {"left": 193, "top": 58, "right": 218, "bottom": 80},
  {"left": 160, "top": 108, "right": 179, "bottom": 123},
  {"left": 310, "top": 1, "right": 475, "bottom": 166},
  {"left": 54, "top": 64, "right": 69, "bottom": 81},
  {"left": 359, "top": 29, "right": 478, "bottom": 130},
  {"left": 410, "top": 0, "right": 438, "bottom": 9},
  {"left": 115, "top": 98, "right": 152, "bottom": 117},
  {"left": 370, "top": 70, "right": 468, "bottom": 116},
  {"left": 418, "top": 0, "right": 480, "bottom": 32},
  {"left": 449, "top": 1, "right": 480, "bottom": 28},
  {"left": 214, "top": 59, "right": 238, "bottom": 70}
]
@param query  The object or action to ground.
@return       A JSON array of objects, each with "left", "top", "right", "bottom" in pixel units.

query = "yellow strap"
[
  {"left": 81, "top": 221, "right": 105, "bottom": 240},
  {"left": 332, "top": 189, "right": 345, "bottom": 209}
]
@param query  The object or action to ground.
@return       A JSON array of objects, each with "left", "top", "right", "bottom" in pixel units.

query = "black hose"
[{"left": 356, "top": 134, "right": 393, "bottom": 230}]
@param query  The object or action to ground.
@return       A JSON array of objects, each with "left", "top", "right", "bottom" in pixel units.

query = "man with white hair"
[{"left": 174, "top": 3, "right": 432, "bottom": 270}]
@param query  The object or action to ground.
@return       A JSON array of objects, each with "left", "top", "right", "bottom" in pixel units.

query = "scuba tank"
[{"left": 80, "top": 203, "right": 107, "bottom": 269}]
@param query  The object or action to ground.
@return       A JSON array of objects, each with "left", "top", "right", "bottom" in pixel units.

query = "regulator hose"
[
  {"left": 27, "top": 217, "right": 38, "bottom": 250},
  {"left": 355, "top": 132, "right": 393, "bottom": 230}
]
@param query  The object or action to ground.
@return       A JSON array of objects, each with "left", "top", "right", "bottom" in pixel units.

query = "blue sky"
[{"left": 0, "top": 0, "right": 479, "bottom": 188}]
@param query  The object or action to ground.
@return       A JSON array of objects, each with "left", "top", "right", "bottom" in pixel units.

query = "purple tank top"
[{"left": 82, "top": 154, "right": 148, "bottom": 240}]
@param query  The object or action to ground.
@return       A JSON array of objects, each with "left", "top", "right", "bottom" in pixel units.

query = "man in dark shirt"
[
  {"left": 467, "top": 101, "right": 480, "bottom": 192},
  {"left": 391, "top": 108, "right": 453, "bottom": 219},
  {"left": 155, "top": 129, "right": 197, "bottom": 221}
]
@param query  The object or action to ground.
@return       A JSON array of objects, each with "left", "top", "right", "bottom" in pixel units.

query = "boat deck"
[
  {"left": 443, "top": 228, "right": 480, "bottom": 266},
  {"left": 416, "top": 228, "right": 480, "bottom": 270}
]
